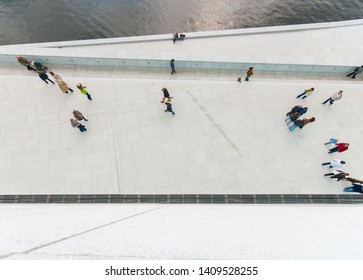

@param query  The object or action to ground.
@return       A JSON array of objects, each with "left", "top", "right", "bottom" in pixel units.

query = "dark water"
[{"left": 1, "top": 0, "right": 363, "bottom": 45}]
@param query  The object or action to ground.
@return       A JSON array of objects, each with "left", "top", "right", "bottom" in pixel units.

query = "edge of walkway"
[
  {"left": 1, "top": 19, "right": 363, "bottom": 49},
  {"left": 1, "top": 194, "right": 362, "bottom": 204}
]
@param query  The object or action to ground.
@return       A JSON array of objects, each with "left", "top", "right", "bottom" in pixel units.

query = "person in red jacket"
[{"left": 328, "top": 143, "right": 349, "bottom": 154}]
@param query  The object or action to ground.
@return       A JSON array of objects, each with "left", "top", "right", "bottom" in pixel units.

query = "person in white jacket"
[
  {"left": 321, "top": 90, "right": 343, "bottom": 105},
  {"left": 321, "top": 159, "right": 346, "bottom": 168}
]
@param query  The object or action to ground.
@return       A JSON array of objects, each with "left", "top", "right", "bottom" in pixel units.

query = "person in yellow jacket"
[
  {"left": 296, "top": 87, "right": 315, "bottom": 99},
  {"left": 76, "top": 83, "right": 92, "bottom": 100}
]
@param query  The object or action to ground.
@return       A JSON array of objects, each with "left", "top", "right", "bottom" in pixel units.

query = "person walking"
[
  {"left": 346, "top": 66, "right": 363, "bottom": 79},
  {"left": 328, "top": 143, "right": 349, "bottom": 154},
  {"left": 164, "top": 102, "right": 175, "bottom": 115},
  {"left": 172, "top": 33, "right": 179, "bottom": 43},
  {"left": 70, "top": 118, "right": 87, "bottom": 132},
  {"left": 288, "top": 117, "right": 315, "bottom": 131},
  {"left": 38, "top": 72, "right": 54, "bottom": 84},
  {"left": 343, "top": 184, "right": 363, "bottom": 194},
  {"left": 324, "top": 138, "right": 339, "bottom": 145},
  {"left": 245, "top": 67, "right": 254, "bottom": 81},
  {"left": 285, "top": 107, "right": 307, "bottom": 124},
  {"left": 321, "top": 90, "right": 343, "bottom": 105},
  {"left": 286, "top": 105, "right": 304, "bottom": 117},
  {"left": 170, "top": 59, "right": 176, "bottom": 74},
  {"left": 324, "top": 170, "right": 349, "bottom": 181},
  {"left": 296, "top": 87, "right": 315, "bottom": 99},
  {"left": 49, "top": 71, "right": 74, "bottom": 93},
  {"left": 344, "top": 177, "right": 363, "bottom": 184},
  {"left": 321, "top": 159, "right": 346, "bottom": 168},
  {"left": 73, "top": 110, "right": 88, "bottom": 121},
  {"left": 76, "top": 83, "right": 92, "bottom": 100},
  {"left": 161, "top": 88, "right": 172, "bottom": 103}
]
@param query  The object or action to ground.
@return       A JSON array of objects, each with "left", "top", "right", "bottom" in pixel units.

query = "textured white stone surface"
[
  {"left": 0, "top": 64, "right": 362, "bottom": 194},
  {"left": 1, "top": 204, "right": 363, "bottom": 260}
]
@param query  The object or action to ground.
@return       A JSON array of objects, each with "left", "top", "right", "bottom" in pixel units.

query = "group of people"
[
  {"left": 282, "top": 82, "right": 361, "bottom": 194},
  {"left": 161, "top": 88, "right": 175, "bottom": 115},
  {"left": 16, "top": 56, "right": 93, "bottom": 132},
  {"left": 285, "top": 104, "right": 315, "bottom": 131},
  {"left": 322, "top": 138, "right": 363, "bottom": 194},
  {"left": 172, "top": 32, "right": 185, "bottom": 43}
]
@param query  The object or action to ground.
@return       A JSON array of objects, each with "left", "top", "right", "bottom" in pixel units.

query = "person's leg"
[
  {"left": 289, "top": 125, "right": 297, "bottom": 131},
  {"left": 171, "top": 110, "right": 175, "bottom": 115},
  {"left": 296, "top": 92, "right": 306, "bottom": 98},
  {"left": 69, "top": 88, "right": 74, "bottom": 92},
  {"left": 347, "top": 72, "right": 354, "bottom": 77},
  {"left": 79, "top": 124, "right": 87, "bottom": 132},
  {"left": 302, "top": 95, "right": 307, "bottom": 99},
  {"left": 321, "top": 162, "right": 330, "bottom": 166},
  {"left": 47, "top": 78, "right": 55, "bottom": 84},
  {"left": 322, "top": 97, "right": 331, "bottom": 104},
  {"left": 83, "top": 117, "right": 88, "bottom": 121},
  {"left": 285, "top": 117, "right": 291, "bottom": 122},
  {"left": 352, "top": 73, "right": 357, "bottom": 78},
  {"left": 161, "top": 97, "right": 166, "bottom": 103},
  {"left": 244, "top": 76, "right": 249, "bottom": 81},
  {"left": 344, "top": 187, "right": 354, "bottom": 192},
  {"left": 328, "top": 147, "right": 338, "bottom": 154},
  {"left": 86, "top": 93, "right": 92, "bottom": 100},
  {"left": 324, "top": 173, "right": 335, "bottom": 176},
  {"left": 329, "top": 99, "right": 334, "bottom": 105}
]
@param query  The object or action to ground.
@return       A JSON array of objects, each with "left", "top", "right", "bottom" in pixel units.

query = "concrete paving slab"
[{"left": 0, "top": 64, "right": 362, "bottom": 195}]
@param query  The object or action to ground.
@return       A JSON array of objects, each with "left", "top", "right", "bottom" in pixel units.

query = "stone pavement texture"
[{"left": 0, "top": 62, "right": 363, "bottom": 195}]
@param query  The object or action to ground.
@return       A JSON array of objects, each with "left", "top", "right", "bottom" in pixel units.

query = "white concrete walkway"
[{"left": 0, "top": 63, "right": 362, "bottom": 194}]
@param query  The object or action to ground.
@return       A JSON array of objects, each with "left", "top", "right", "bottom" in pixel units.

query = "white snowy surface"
[{"left": 1, "top": 204, "right": 363, "bottom": 260}]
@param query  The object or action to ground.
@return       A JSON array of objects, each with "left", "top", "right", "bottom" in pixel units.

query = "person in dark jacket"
[
  {"left": 286, "top": 105, "right": 304, "bottom": 117},
  {"left": 38, "top": 72, "right": 54, "bottom": 84},
  {"left": 70, "top": 118, "right": 87, "bottom": 132},
  {"left": 346, "top": 66, "right": 363, "bottom": 79},
  {"left": 164, "top": 102, "right": 175, "bottom": 115},
  {"left": 344, "top": 184, "right": 363, "bottom": 193},
  {"left": 170, "top": 59, "right": 176, "bottom": 74},
  {"left": 324, "top": 170, "right": 349, "bottom": 181},
  {"left": 288, "top": 117, "right": 315, "bottom": 131},
  {"left": 285, "top": 107, "right": 308, "bottom": 124},
  {"left": 161, "top": 88, "right": 172, "bottom": 103}
]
